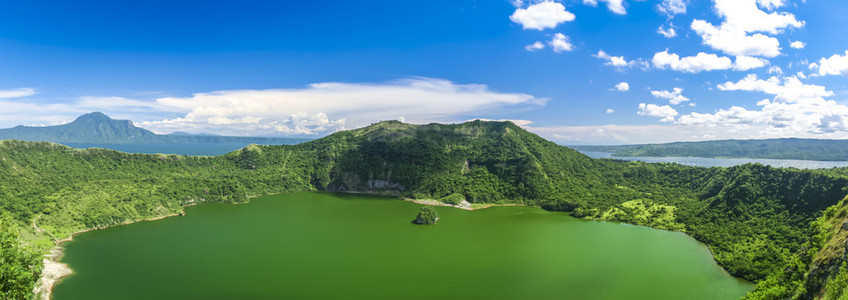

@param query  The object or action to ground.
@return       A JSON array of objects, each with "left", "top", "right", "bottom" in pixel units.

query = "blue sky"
[{"left": 2, "top": 0, "right": 848, "bottom": 144}]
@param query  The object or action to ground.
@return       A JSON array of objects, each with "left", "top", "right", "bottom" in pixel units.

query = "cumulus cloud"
[
  {"left": 717, "top": 74, "right": 832, "bottom": 102},
  {"left": 525, "top": 41, "right": 545, "bottom": 51},
  {"left": 614, "top": 82, "right": 630, "bottom": 92},
  {"left": 638, "top": 103, "right": 678, "bottom": 122},
  {"left": 583, "top": 0, "right": 626, "bottom": 15},
  {"left": 549, "top": 33, "right": 574, "bottom": 52},
  {"left": 756, "top": 0, "right": 785, "bottom": 10},
  {"left": 510, "top": 1, "right": 576, "bottom": 30},
  {"left": 657, "top": 24, "right": 677, "bottom": 38},
  {"left": 134, "top": 77, "right": 546, "bottom": 136},
  {"left": 811, "top": 51, "right": 848, "bottom": 76},
  {"left": 673, "top": 74, "right": 847, "bottom": 135},
  {"left": 651, "top": 88, "right": 690, "bottom": 105},
  {"left": 0, "top": 88, "right": 36, "bottom": 99},
  {"left": 606, "top": 109, "right": 615, "bottom": 114},
  {"left": 733, "top": 56, "right": 769, "bottom": 71},
  {"left": 652, "top": 50, "right": 733, "bottom": 73},
  {"left": 657, "top": 0, "right": 687, "bottom": 17},
  {"left": 652, "top": 51, "right": 768, "bottom": 72},
  {"left": 790, "top": 41, "right": 806, "bottom": 49},
  {"left": 690, "top": 0, "right": 803, "bottom": 57},
  {"left": 595, "top": 50, "right": 629, "bottom": 67}
]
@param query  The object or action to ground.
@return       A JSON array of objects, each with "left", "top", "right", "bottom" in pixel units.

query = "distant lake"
[
  {"left": 63, "top": 143, "right": 274, "bottom": 156},
  {"left": 54, "top": 192, "right": 752, "bottom": 300},
  {"left": 580, "top": 151, "right": 848, "bottom": 169}
]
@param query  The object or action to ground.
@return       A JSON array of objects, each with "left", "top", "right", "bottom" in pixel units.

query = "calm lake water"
[
  {"left": 54, "top": 192, "right": 752, "bottom": 300},
  {"left": 580, "top": 151, "right": 848, "bottom": 169}
]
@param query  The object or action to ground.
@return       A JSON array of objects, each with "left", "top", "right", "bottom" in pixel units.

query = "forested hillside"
[
  {"left": 574, "top": 138, "right": 848, "bottom": 161},
  {"left": 1, "top": 120, "right": 848, "bottom": 299}
]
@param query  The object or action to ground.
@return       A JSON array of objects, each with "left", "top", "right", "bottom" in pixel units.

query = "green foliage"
[
  {"left": 441, "top": 193, "right": 465, "bottom": 205},
  {"left": 413, "top": 206, "right": 440, "bottom": 225},
  {"left": 823, "top": 263, "right": 848, "bottom": 300},
  {"left": 0, "top": 221, "right": 41, "bottom": 300},
  {"left": 2, "top": 120, "right": 848, "bottom": 296}
]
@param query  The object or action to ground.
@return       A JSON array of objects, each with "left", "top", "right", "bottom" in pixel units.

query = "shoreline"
[
  {"left": 36, "top": 195, "right": 273, "bottom": 299},
  {"left": 403, "top": 198, "right": 524, "bottom": 211},
  {"left": 36, "top": 190, "right": 749, "bottom": 299},
  {"left": 36, "top": 208, "right": 192, "bottom": 299}
]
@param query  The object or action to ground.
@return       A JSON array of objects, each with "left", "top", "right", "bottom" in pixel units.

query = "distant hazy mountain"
[
  {"left": 0, "top": 112, "right": 309, "bottom": 145},
  {"left": 572, "top": 138, "right": 848, "bottom": 161}
]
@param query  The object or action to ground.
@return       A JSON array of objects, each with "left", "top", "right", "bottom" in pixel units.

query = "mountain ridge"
[
  {"left": 0, "top": 112, "right": 308, "bottom": 145},
  {"left": 2, "top": 119, "right": 848, "bottom": 299},
  {"left": 573, "top": 138, "right": 848, "bottom": 161}
]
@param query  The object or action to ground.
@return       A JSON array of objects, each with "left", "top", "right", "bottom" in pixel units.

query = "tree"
[
  {"left": 0, "top": 222, "right": 42, "bottom": 300},
  {"left": 412, "top": 206, "right": 440, "bottom": 225}
]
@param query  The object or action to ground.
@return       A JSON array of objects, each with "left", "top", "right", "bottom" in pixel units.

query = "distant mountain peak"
[{"left": 74, "top": 112, "right": 112, "bottom": 122}]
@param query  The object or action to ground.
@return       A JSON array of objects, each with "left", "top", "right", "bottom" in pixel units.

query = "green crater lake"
[{"left": 53, "top": 192, "right": 752, "bottom": 299}]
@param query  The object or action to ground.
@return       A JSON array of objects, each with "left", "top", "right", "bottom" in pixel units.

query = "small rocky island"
[{"left": 412, "top": 206, "right": 440, "bottom": 225}]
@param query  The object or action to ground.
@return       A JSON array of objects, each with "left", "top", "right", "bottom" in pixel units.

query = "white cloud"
[
  {"left": 595, "top": 50, "right": 630, "bottom": 67},
  {"left": 614, "top": 82, "right": 630, "bottom": 92},
  {"left": 549, "top": 33, "right": 574, "bottom": 52},
  {"left": 651, "top": 87, "right": 690, "bottom": 105},
  {"left": 135, "top": 78, "right": 546, "bottom": 136},
  {"left": 652, "top": 51, "right": 767, "bottom": 72},
  {"left": 606, "top": 108, "right": 615, "bottom": 114},
  {"left": 768, "top": 66, "right": 783, "bottom": 74},
  {"left": 525, "top": 41, "right": 545, "bottom": 51},
  {"left": 652, "top": 50, "right": 733, "bottom": 73},
  {"left": 756, "top": 0, "right": 785, "bottom": 10},
  {"left": 671, "top": 74, "right": 848, "bottom": 135},
  {"left": 658, "top": 0, "right": 687, "bottom": 16},
  {"left": 0, "top": 88, "right": 36, "bottom": 99},
  {"left": 657, "top": 24, "right": 677, "bottom": 38},
  {"left": 690, "top": 0, "right": 803, "bottom": 57},
  {"left": 717, "top": 74, "right": 832, "bottom": 102},
  {"left": 638, "top": 103, "right": 678, "bottom": 122},
  {"left": 733, "top": 56, "right": 769, "bottom": 71},
  {"left": 510, "top": 1, "right": 576, "bottom": 30},
  {"left": 583, "top": 0, "right": 627, "bottom": 15},
  {"left": 790, "top": 41, "right": 806, "bottom": 49},
  {"left": 811, "top": 51, "right": 848, "bottom": 76}
]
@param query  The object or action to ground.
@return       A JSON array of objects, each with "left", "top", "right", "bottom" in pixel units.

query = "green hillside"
[
  {"left": 2, "top": 120, "right": 848, "bottom": 298},
  {"left": 574, "top": 139, "right": 848, "bottom": 161}
]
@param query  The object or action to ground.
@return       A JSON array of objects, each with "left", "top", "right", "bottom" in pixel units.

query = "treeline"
[{"left": 2, "top": 121, "right": 848, "bottom": 298}]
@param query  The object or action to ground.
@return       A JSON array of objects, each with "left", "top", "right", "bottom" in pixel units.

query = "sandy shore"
[
  {"left": 33, "top": 250, "right": 72, "bottom": 300},
  {"left": 34, "top": 210, "right": 186, "bottom": 300},
  {"left": 404, "top": 198, "right": 523, "bottom": 210}
]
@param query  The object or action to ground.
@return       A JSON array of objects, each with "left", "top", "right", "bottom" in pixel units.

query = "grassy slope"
[{"left": 2, "top": 120, "right": 848, "bottom": 298}]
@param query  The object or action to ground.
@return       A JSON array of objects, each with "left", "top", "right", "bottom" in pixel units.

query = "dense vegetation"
[
  {"left": 0, "top": 220, "right": 41, "bottom": 300},
  {"left": 0, "top": 112, "right": 307, "bottom": 145},
  {"left": 2, "top": 119, "right": 848, "bottom": 298},
  {"left": 412, "top": 206, "right": 439, "bottom": 225},
  {"left": 574, "top": 138, "right": 848, "bottom": 161}
]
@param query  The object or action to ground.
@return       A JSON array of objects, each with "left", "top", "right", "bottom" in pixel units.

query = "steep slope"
[
  {"left": 0, "top": 112, "right": 159, "bottom": 143},
  {"left": 0, "top": 112, "right": 307, "bottom": 145},
  {"left": 746, "top": 195, "right": 848, "bottom": 299},
  {"left": 574, "top": 138, "right": 848, "bottom": 161},
  {"left": 1, "top": 120, "right": 848, "bottom": 298}
]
